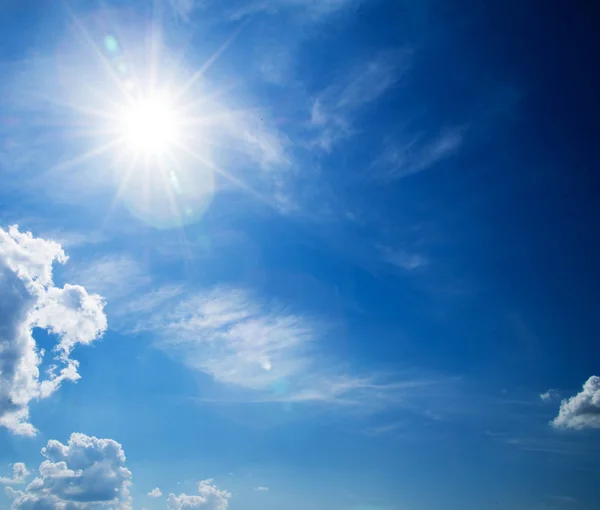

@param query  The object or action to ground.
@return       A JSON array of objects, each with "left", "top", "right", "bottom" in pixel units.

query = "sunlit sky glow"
[{"left": 1, "top": 1, "right": 600, "bottom": 510}]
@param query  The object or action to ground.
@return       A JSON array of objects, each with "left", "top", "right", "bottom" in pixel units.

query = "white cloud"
[
  {"left": 552, "top": 376, "right": 600, "bottom": 430},
  {"left": 142, "top": 287, "right": 312, "bottom": 392},
  {"left": 378, "top": 245, "right": 428, "bottom": 271},
  {"left": 253, "top": 486, "right": 269, "bottom": 492},
  {"left": 167, "top": 479, "right": 230, "bottom": 510},
  {"left": 169, "top": 0, "right": 202, "bottom": 21},
  {"left": 228, "top": 0, "right": 364, "bottom": 21},
  {"left": 0, "top": 464, "right": 30, "bottom": 485},
  {"left": 67, "top": 254, "right": 151, "bottom": 302},
  {"left": 0, "top": 225, "right": 107, "bottom": 436},
  {"left": 233, "top": 112, "right": 290, "bottom": 169},
  {"left": 133, "top": 285, "right": 439, "bottom": 408},
  {"left": 4, "top": 433, "right": 132, "bottom": 509},
  {"left": 310, "top": 50, "right": 411, "bottom": 151},
  {"left": 148, "top": 487, "right": 163, "bottom": 498},
  {"left": 549, "top": 495, "right": 577, "bottom": 504},
  {"left": 365, "top": 422, "right": 402, "bottom": 436},
  {"left": 372, "top": 128, "right": 464, "bottom": 181},
  {"left": 540, "top": 389, "right": 560, "bottom": 402}
]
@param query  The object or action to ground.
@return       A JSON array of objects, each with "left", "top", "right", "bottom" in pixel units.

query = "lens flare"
[{"left": 37, "top": 21, "right": 261, "bottom": 230}]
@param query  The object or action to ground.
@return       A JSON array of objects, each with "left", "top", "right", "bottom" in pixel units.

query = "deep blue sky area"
[{"left": 1, "top": 1, "right": 599, "bottom": 510}]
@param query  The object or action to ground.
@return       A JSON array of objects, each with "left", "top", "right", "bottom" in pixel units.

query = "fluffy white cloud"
[
  {"left": 148, "top": 487, "right": 162, "bottom": 498},
  {"left": 167, "top": 480, "right": 230, "bottom": 510},
  {"left": 4, "top": 433, "right": 132, "bottom": 509},
  {"left": 552, "top": 376, "right": 600, "bottom": 430},
  {"left": 0, "top": 225, "right": 107, "bottom": 435},
  {"left": 0, "top": 463, "right": 30, "bottom": 484}
]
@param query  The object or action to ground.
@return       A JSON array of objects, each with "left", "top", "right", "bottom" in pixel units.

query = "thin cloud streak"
[
  {"left": 130, "top": 285, "right": 443, "bottom": 409},
  {"left": 309, "top": 50, "right": 412, "bottom": 151},
  {"left": 372, "top": 128, "right": 464, "bottom": 181},
  {"left": 378, "top": 244, "right": 428, "bottom": 271}
]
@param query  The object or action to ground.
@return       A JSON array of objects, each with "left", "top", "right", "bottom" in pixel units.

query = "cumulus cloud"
[
  {"left": 4, "top": 433, "right": 132, "bottom": 509},
  {"left": 0, "top": 225, "right": 107, "bottom": 435},
  {"left": 167, "top": 479, "right": 230, "bottom": 510},
  {"left": 253, "top": 486, "right": 269, "bottom": 492},
  {"left": 148, "top": 487, "right": 162, "bottom": 498},
  {"left": 0, "top": 464, "right": 30, "bottom": 484},
  {"left": 552, "top": 376, "right": 600, "bottom": 430}
]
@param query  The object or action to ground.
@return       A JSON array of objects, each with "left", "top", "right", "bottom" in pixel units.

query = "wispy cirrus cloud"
[
  {"left": 310, "top": 50, "right": 412, "bottom": 151},
  {"left": 66, "top": 254, "right": 152, "bottom": 301},
  {"left": 169, "top": 0, "right": 203, "bottom": 22},
  {"left": 364, "top": 422, "right": 403, "bottom": 436},
  {"left": 128, "top": 285, "right": 440, "bottom": 409},
  {"left": 371, "top": 128, "right": 464, "bottom": 181},
  {"left": 227, "top": 0, "right": 365, "bottom": 21},
  {"left": 377, "top": 244, "right": 428, "bottom": 271}
]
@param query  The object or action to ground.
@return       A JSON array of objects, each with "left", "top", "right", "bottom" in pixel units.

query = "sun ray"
[
  {"left": 68, "top": 9, "right": 135, "bottom": 104},
  {"left": 175, "top": 142, "right": 270, "bottom": 206},
  {"left": 102, "top": 153, "right": 141, "bottom": 227},
  {"left": 173, "top": 23, "right": 248, "bottom": 103},
  {"left": 173, "top": 80, "right": 243, "bottom": 117},
  {"left": 51, "top": 138, "right": 124, "bottom": 173},
  {"left": 36, "top": 10, "right": 274, "bottom": 229}
]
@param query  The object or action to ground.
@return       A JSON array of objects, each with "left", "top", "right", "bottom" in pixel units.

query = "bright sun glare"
[
  {"left": 119, "top": 93, "right": 181, "bottom": 155},
  {"left": 48, "top": 28, "right": 248, "bottom": 228}
]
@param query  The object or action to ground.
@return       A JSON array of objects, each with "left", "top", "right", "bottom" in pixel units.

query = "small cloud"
[
  {"left": 148, "top": 487, "right": 163, "bottom": 498},
  {"left": 167, "top": 479, "right": 230, "bottom": 510},
  {"left": 540, "top": 389, "right": 559, "bottom": 402},
  {"left": 372, "top": 128, "right": 464, "bottom": 181},
  {"left": 378, "top": 245, "right": 428, "bottom": 271},
  {"left": 365, "top": 423, "right": 402, "bottom": 436},
  {"left": 169, "top": 0, "right": 202, "bottom": 21},
  {"left": 228, "top": 0, "right": 364, "bottom": 21},
  {"left": 552, "top": 376, "right": 600, "bottom": 430},
  {"left": 310, "top": 50, "right": 412, "bottom": 151},
  {"left": 67, "top": 254, "right": 151, "bottom": 301},
  {"left": 0, "top": 463, "right": 29, "bottom": 484},
  {"left": 549, "top": 495, "right": 577, "bottom": 504},
  {"left": 253, "top": 486, "right": 269, "bottom": 492}
]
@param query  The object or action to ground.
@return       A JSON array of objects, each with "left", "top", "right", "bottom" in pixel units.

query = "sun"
[
  {"left": 43, "top": 24, "right": 254, "bottom": 228},
  {"left": 119, "top": 92, "right": 181, "bottom": 155}
]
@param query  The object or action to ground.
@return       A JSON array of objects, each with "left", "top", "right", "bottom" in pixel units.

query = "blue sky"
[{"left": 1, "top": 0, "right": 600, "bottom": 509}]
